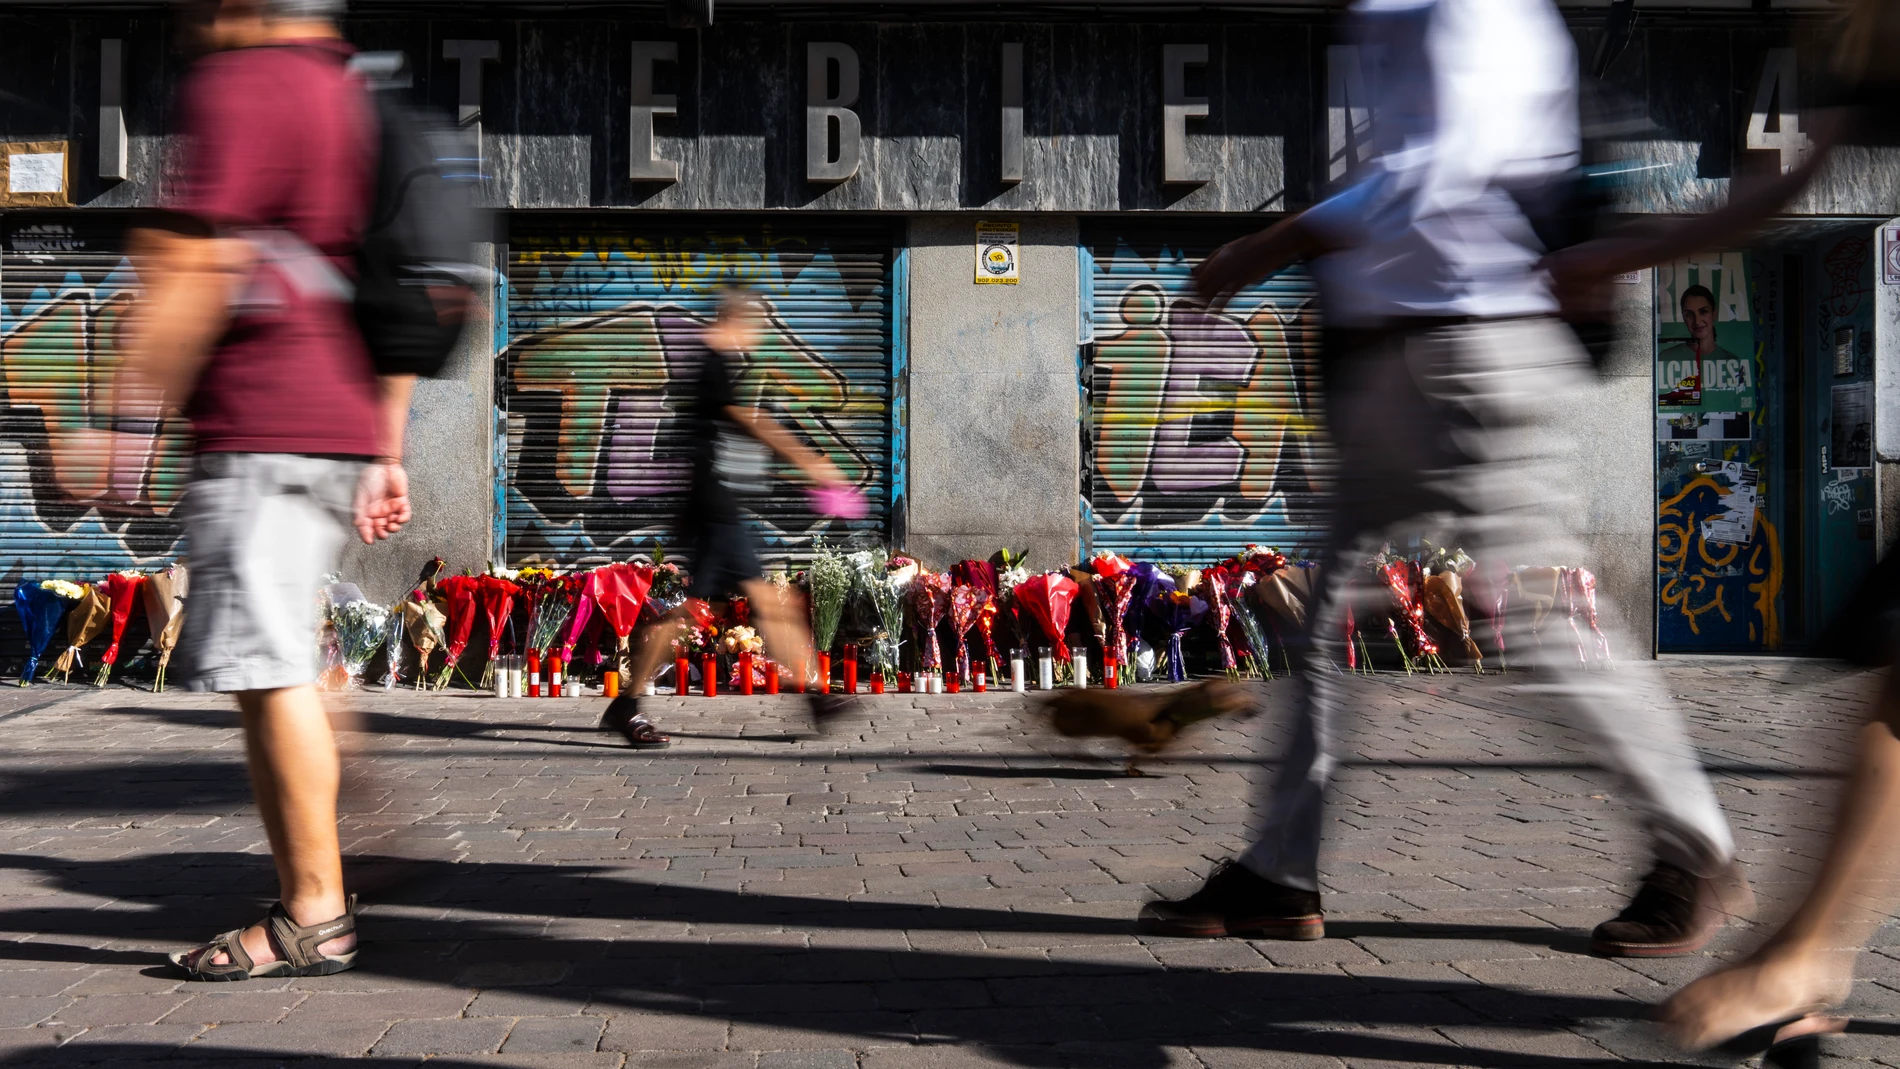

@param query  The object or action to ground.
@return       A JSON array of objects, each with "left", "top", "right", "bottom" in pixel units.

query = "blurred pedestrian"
[
  {"left": 104, "top": 0, "right": 413, "bottom": 979},
  {"left": 1140, "top": 0, "right": 1749, "bottom": 959},
  {"left": 1547, "top": 0, "right": 1900, "bottom": 1046},
  {"left": 600, "top": 288, "right": 861, "bottom": 746}
]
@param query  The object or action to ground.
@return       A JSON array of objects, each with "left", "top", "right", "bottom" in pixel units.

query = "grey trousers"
[{"left": 1239, "top": 318, "right": 1736, "bottom": 892}]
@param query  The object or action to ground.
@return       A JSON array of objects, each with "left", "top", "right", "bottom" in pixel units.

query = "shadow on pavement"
[{"left": 0, "top": 849, "right": 1688, "bottom": 1068}]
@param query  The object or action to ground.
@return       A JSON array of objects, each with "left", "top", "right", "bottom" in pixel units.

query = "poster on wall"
[
  {"left": 1656, "top": 253, "right": 1756, "bottom": 441},
  {"left": 1832, "top": 382, "right": 1873, "bottom": 469},
  {"left": 974, "top": 221, "right": 1020, "bottom": 285},
  {"left": 1655, "top": 252, "right": 1780, "bottom": 651}
]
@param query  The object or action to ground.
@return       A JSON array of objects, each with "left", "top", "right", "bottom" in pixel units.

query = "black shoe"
[
  {"left": 599, "top": 694, "right": 639, "bottom": 732},
  {"left": 805, "top": 692, "right": 849, "bottom": 732},
  {"left": 1591, "top": 860, "right": 1750, "bottom": 958},
  {"left": 1137, "top": 859, "right": 1324, "bottom": 939}
]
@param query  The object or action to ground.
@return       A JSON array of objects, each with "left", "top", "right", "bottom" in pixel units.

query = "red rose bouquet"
[
  {"left": 93, "top": 571, "right": 145, "bottom": 687},
  {"left": 476, "top": 574, "right": 522, "bottom": 688},
  {"left": 434, "top": 574, "right": 483, "bottom": 687}
]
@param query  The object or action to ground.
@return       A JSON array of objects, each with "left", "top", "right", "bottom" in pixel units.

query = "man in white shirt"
[{"left": 1139, "top": 0, "right": 1746, "bottom": 959}]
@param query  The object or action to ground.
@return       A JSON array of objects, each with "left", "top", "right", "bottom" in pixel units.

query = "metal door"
[
  {"left": 0, "top": 214, "right": 187, "bottom": 582},
  {"left": 1083, "top": 225, "right": 1328, "bottom": 562},
  {"left": 501, "top": 218, "right": 898, "bottom": 566}
]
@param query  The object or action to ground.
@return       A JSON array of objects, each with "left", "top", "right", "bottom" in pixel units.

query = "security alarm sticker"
[{"left": 975, "top": 221, "right": 1019, "bottom": 284}]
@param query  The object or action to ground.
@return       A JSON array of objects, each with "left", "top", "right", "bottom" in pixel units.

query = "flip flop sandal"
[
  {"left": 168, "top": 896, "right": 360, "bottom": 981},
  {"left": 620, "top": 717, "right": 671, "bottom": 749}
]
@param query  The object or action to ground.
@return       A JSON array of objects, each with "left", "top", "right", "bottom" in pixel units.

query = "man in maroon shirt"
[{"left": 104, "top": 0, "right": 412, "bottom": 980}]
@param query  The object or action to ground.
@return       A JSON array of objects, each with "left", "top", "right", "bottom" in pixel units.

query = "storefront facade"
[{"left": 2, "top": 1, "right": 1896, "bottom": 657}]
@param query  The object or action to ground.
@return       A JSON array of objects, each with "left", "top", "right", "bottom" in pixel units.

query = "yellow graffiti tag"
[{"left": 1656, "top": 473, "right": 1782, "bottom": 645}]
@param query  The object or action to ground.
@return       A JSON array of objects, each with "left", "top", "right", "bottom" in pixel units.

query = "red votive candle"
[
  {"left": 738, "top": 651, "right": 754, "bottom": 695},
  {"left": 674, "top": 656, "right": 689, "bottom": 695},
  {"left": 702, "top": 654, "right": 718, "bottom": 697}
]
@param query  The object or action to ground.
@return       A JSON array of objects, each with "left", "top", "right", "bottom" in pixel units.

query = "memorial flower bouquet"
[
  {"left": 95, "top": 570, "right": 145, "bottom": 687},
  {"left": 588, "top": 563, "right": 657, "bottom": 684},
  {"left": 331, "top": 598, "right": 391, "bottom": 688},
  {"left": 852, "top": 549, "right": 909, "bottom": 682},
  {"left": 950, "top": 559, "right": 1001, "bottom": 677},
  {"left": 910, "top": 570, "right": 950, "bottom": 673},
  {"left": 527, "top": 573, "right": 579, "bottom": 666},
  {"left": 1146, "top": 583, "right": 1206, "bottom": 684},
  {"left": 807, "top": 544, "right": 852, "bottom": 657},
  {"left": 141, "top": 565, "right": 188, "bottom": 691},
  {"left": 52, "top": 583, "right": 109, "bottom": 683},
  {"left": 403, "top": 591, "right": 450, "bottom": 690},
  {"left": 434, "top": 574, "right": 483, "bottom": 689},
  {"left": 14, "top": 581, "right": 72, "bottom": 685},
  {"left": 948, "top": 581, "right": 990, "bottom": 682},
  {"left": 476, "top": 574, "right": 523, "bottom": 688},
  {"left": 1014, "top": 571, "right": 1079, "bottom": 663},
  {"left": 1089, "top": 553, "right": 1137, "bottom": 682}
]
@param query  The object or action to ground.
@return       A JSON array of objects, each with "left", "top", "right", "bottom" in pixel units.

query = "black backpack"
[{"left": 349, "top": 52, "right": 485, "bottom": 379}]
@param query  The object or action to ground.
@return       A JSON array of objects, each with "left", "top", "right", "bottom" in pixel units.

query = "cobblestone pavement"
[{"left": 0, "top": 659, "right": 1894, "bottom": 1068}]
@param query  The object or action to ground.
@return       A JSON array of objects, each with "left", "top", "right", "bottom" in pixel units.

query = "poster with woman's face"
[{"left": 1656, "top": 254, "right": 1756, "bottom": 442}]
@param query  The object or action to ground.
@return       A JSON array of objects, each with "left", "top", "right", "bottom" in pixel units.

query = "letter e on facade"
[
  {"left": 631, "top": 41, "right": 681, "bottom": 182},
  {"left": 1162, "top": 44, "right": 1209, "bottom": 185}
]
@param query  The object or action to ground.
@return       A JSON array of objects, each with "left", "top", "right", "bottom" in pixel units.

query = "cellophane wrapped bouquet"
[
  {"left": 854, "top": 550, "right": 912, "bottom": 684},
  {"left": 330, "top": 597, "right": 391, "bottom": 689},
  {"left": 17, "top": 580, "right": 78, "bottom": 685}
]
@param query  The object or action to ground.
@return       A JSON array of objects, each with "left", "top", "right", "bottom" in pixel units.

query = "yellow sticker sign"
[{"left": 975, "top": 221, "right": 1019, "bottom": 284}]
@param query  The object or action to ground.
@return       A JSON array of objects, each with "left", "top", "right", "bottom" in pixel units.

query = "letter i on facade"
[{"left": 100, "top": 39, "right": 127, "bottom": 180}]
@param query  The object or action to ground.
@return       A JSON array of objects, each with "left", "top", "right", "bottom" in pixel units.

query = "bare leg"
[
  {"left": 740, "top": 578, "right": 816, "bottom": 684},
  {"left": 185, "top": 685, "right": 355, "bottom": 967},
  {"left": 1662, "top": 670, "right": 1900, "bottom": 1048}
]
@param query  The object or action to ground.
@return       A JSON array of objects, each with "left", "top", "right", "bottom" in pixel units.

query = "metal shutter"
[
  {"left": 502, "top": 219, "right": 896, "bottom": 567},
  {"left": 0, "top": 215, "right": 188, "bottom": 583},
  {"left": 1084, "top": 225, "right": 1330, "bottom": 563}
]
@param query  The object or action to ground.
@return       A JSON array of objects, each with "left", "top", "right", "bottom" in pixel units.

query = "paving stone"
[
  {"left": 374, "top": 1015, "right": 514, "bottom": 1055},
  {"left": 501, "top": 1014, "right": 608, "bottom": 1053}
]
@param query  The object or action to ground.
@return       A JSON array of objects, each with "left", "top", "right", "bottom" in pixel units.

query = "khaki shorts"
[{"left": 177, "top": 452, "right": 361, "bottom": 693}]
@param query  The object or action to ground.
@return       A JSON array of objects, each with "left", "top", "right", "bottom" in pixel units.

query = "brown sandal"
[{"left": 169, "top": 896, "right": 360, "bottom": 981}]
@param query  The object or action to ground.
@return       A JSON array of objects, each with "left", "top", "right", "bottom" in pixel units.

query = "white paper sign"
[
  {"left": 975, "top": 221, "right": 1019, "bottom": 285},
  {"left": 1699, "top": 461, "right": 1759, "bottom": 546},
  {"left": 8, "top": 152, "right": 64, "bottom": 194}
]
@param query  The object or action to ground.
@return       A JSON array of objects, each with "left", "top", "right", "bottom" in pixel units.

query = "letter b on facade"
[{"left": 807, "top": 42, "right": 861, "bottom": 182}]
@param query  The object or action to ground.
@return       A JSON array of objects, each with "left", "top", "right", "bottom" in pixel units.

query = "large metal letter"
[
  {"left": 1326, "top": 45, "right": 1372, "bottom": 184},
  {"left": 1161, "top": 44, "right": 1209, "bottom": 185},
  {"left": 442, "top": 39, "right": 499, "bottom": 167},
  {"left": 806, "top": 42, "right": 861, "bottom": 182},
  {"left": 1000, "top": 42, "right": 1024, "bottom": 185},
  {"left": 99, "top": 39, "right": 127, "bottom": 180},
  {"left": 631, "top": 41, "right": 680, "bottom": 182}
]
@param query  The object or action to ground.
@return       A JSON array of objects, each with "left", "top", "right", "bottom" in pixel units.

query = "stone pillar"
[
  {"left": 338, "top": 243, "right": 497, "bottom": 604},
  {"left": 1556, "top": 274, "right": 1660, "bottom": 658},
  {"left": 903, "top": 215, "right": 1081, "bottom": 569},
  {"left": 1875, "top": 218, "right": 1900, "bottom": 556}
]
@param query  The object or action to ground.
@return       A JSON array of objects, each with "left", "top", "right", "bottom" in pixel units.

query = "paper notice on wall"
[
  {"left": 8, "top": 152, "right": 64, "bottom": 194},
  {"left": 1699, "top": 461, "right": 1759, "bottom": 546},
  {"left": 975, "top": 221, "right": 1019, "bottom": 284}
]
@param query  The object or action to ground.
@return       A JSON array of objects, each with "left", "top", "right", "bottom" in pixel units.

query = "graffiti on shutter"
[
  {"left": 1086, "top": 229, "right": 1330, "bottom": 562},
  {"left": 502, "top": 222, "right": 893, "bottom": 565},
  {"left": 0, "top": 216, "right": 188, "bottom": 582}
]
